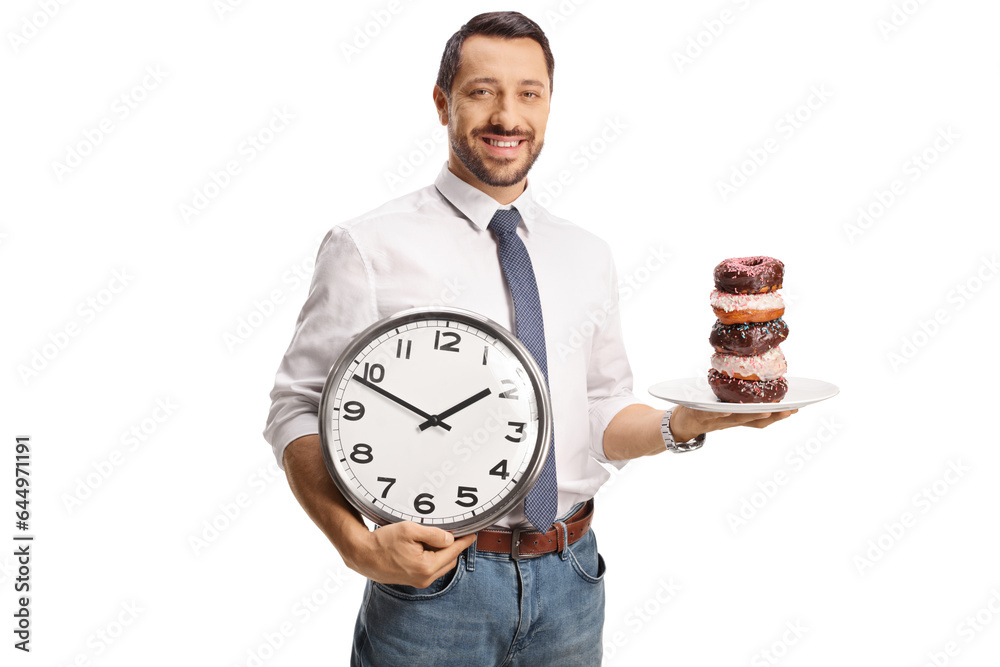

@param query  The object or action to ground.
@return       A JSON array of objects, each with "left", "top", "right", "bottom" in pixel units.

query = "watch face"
[{"left": 319, "top": 307, "right": 550, "bottom": 535}]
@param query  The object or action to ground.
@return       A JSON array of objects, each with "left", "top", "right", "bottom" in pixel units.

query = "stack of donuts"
[{"left": 707, "top": 256, "right": 789, "bottom": 403}]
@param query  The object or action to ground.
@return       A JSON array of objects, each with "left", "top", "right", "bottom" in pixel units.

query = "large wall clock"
[{"left": 319, "top": 306, "right": 552, "bottom": 536}]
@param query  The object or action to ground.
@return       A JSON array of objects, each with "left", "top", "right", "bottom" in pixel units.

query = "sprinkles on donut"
[
  {"left": 708, "top": 256, "right": 789, "bottom": 403},
  {"left": 709, "top": 318, "right": 788, "bottom": 356},
  {"left": 713, "top": 256, "right": 784, "bottom": 294}
]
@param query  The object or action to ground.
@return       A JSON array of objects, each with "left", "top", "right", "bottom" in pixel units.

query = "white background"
[{"left": 2, "top": 0, "right": 998, "bottom": 665}]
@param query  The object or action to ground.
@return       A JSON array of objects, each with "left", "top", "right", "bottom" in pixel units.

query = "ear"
[{"left": 432, "top": 85, "right": 449, "bottom": 126}]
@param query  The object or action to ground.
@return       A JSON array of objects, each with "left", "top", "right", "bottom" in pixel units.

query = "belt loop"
[
  {"left": 556, "top": 521, "right": 570, "bottom": 560},
  {"left": 465, "top": 538, "right": 476, "bottom": 571}
]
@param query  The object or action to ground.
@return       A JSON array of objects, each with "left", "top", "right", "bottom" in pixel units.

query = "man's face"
[{"left": 436, "top": 35, "right": 550, "bottom": 188}]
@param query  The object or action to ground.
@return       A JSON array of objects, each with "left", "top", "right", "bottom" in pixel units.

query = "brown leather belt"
[{"left": 473, "top": 499, "right": 594, "bottom": 560}]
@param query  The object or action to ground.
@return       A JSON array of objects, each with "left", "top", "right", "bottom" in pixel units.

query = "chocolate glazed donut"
[
  {"left": 710, "top": 318, "right": 789, "bottom": 356},
  {"left": 714, "top": 256, "right": 784, "bottom": 294},
  {"left": 708, "top": 369, "right": 788, "bottom": 403}
]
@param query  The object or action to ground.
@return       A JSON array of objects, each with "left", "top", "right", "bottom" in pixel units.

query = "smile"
[{"left": 484, "top": 138, "right": 524, "bottom": 148}]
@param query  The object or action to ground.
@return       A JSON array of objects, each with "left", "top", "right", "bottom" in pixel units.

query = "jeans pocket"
[
  {"left": 373, "top": 556, "right": 466, "bottom": 601},
  {"left": 567, "top": 531, "right": 606, "bottom": 584}
]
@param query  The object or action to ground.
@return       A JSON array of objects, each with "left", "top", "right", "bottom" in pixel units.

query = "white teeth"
[{"left": 487, "top": 138, "right": 519, "bottom": 148}]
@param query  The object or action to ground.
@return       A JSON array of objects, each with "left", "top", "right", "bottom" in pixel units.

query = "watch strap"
[{"left": 661, "top": 409, "right": 705, "bottom": 453}]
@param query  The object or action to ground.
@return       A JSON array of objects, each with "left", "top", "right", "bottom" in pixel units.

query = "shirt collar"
[{"left": 434, "top": 162, "right": 539, "bottom": 232}]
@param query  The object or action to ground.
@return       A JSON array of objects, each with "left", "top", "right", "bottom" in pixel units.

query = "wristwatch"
[{"left": 661, "top": 409, "right": 706, "bottom": 453}]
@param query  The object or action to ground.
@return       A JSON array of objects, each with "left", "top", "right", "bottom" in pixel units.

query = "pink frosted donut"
[
  {"left": 710, "top": 346, "right": 786, "bottom": 381},
  {"left": 710, "top": 289, "right": 785, "bottom": 325}
]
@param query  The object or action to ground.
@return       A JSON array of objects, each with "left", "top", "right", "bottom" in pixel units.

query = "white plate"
[{"left": 648, "top": 376, "right": 839, "bottom": 413}]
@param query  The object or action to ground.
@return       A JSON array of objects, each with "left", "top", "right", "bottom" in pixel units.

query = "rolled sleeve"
[
  {"left": 587, "top": 251, "right": 637, "bottom": 469},
  {"left": 262, "top": 225, "right": 378, "bottom": 469}
]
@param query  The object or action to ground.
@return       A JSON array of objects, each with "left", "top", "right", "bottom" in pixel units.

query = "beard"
[{"left": 449, "top": 123, "right": 544, "bottom": 187}]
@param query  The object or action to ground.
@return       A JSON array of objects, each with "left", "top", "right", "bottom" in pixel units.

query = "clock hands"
[
  {"left": 351, "top": 374, "right": 453, "bottom": 431},
  {"left": 351, "top": 375, "right": 493, "bottom": 433},
  {"left": 419, "top": 388, "right": 492, "bottom": 431}
]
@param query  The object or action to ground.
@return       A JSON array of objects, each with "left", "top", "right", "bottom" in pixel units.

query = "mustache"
[{"left": 471, "top": 125, "right": 533, "bottom": 140}]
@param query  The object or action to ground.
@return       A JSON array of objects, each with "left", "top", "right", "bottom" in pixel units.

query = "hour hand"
[
  {"left": 419, "top": 388, "right": 492, "bottom": 431},
  {"left": 352, "top": 375, "right": 452, "bottom": 431}
]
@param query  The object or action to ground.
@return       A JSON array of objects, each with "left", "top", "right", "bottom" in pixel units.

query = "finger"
[
  {"left": 424, "top": 534, "right": 477, "bottom": 571},
  {"left": 405, "top": 523, "right": 456, "bottom": 549},
  {"left": 719, "top": 412, "right": 772, "bottom": 427},
  {"left": 745, "top": 413, "right": 791, "bottom": 428}
]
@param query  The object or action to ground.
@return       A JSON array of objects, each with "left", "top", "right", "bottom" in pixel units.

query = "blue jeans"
[{"left": 351, "top": 506, "right": 606, "bottom": 666}]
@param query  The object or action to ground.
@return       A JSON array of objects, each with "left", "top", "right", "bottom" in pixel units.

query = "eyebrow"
[{"left": 466, "top": 76, "right": 546, "bottom": 88}]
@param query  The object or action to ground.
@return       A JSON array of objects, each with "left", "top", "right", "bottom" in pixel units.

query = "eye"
[
  {"left": 523, "top": 91, "right": 539, "bottom": 98},
  {"left": 471, "top": 89, "right": 490, "bottom": 96}
]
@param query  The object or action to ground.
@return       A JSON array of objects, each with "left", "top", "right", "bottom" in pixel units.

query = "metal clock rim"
[{"left": 318, "top": 305, "right": 553, "bottom": 536}]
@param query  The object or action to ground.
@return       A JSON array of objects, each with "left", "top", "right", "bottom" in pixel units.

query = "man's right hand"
[
  {"left": 282, "top": 434, "right": 477, "bottom": 589},
  {"left": 350, "top": 521, "right": 477, "bottom": 589}
]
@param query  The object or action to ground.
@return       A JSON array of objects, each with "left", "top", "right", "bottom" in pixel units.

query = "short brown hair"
[{"left": 436, "top": 12, "right": 554, "bottom": 100}]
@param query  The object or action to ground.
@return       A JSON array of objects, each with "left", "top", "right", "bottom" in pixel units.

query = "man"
[{"left": 264, "top": 11, "right": 795, "bottom": 665}]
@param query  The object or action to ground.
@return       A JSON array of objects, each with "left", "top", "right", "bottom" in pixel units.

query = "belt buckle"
[{"left": 510, "top": 527, "right": 522, "bottom": 561}]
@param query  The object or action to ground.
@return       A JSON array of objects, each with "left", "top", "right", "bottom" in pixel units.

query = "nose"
[{"left": 489, "top": 91, "right": 517, "bottom": 129}]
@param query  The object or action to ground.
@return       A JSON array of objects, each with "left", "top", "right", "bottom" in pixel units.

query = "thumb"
[{"left": 409, "top": 524, "right": 455, "bottom": 549}]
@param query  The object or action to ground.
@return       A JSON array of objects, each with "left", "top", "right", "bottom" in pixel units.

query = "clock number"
[
  {"left": 395, "top": 339, "right": 412, "bottom": 359},
  {"left": 434, "top": 330, "right": 461, "bottom": 352},
  {"left": 349, "top": 443, "right": 373, "bottom": 464},
  {"left": 343, "top": 401, "right": 365, "bottom": 421},
  {"left": 498, "top": 379, "right": 519, "bottom": 399},
  {"left": 505, "top": 421, "right": 526, "bottom": 443},
  {"left": 489, "top": 460, "right": 510, "bottom": 480},
  {"left": 455, "top": 486, "right": 478, "bottom": 508},
  {"left": 482, "top": 345, "right": 489, "bottom": 365},
  {"left": 414, "top": 493, "right": 435, "bottom": 515},
  {"left": 377, "top": 476, "right": 396, "bottom": 499},
  {"left": 360, "top": 362, "right": 384, "bottom": 383}
]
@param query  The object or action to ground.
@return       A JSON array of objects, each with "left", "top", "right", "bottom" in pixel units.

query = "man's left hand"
[{"left": 668, "top": 405, "right": 797, "bottom": 444}]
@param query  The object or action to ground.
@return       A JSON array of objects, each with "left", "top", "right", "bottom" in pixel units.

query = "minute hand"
[
  {"left": 352, "top": 375, "right": 452, "bottom": 431},
  {"left": 419, "top": 388, "right": 492, "bottom": 431}
]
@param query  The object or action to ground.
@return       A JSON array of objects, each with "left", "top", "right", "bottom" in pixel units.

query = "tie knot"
[{"left": 488, "top": 208, "right": 521, "bottom": 237}]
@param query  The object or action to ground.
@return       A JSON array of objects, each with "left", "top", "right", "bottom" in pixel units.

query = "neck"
[{"left": 447, "top": 155, "right": 527, "bottom": 205}]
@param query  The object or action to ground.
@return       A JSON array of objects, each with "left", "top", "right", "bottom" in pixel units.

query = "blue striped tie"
[{"left": 488, "top": 208, "right": 558, "bottom": 533}]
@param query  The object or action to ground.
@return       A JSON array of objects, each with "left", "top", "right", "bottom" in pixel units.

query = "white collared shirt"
[{"left": 264, "top": 162, "right": 637, "bottom": 528}]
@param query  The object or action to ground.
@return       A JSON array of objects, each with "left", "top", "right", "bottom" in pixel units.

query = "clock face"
[{"left": 319, "top": 307, "right": 551, "bottom": 535}]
